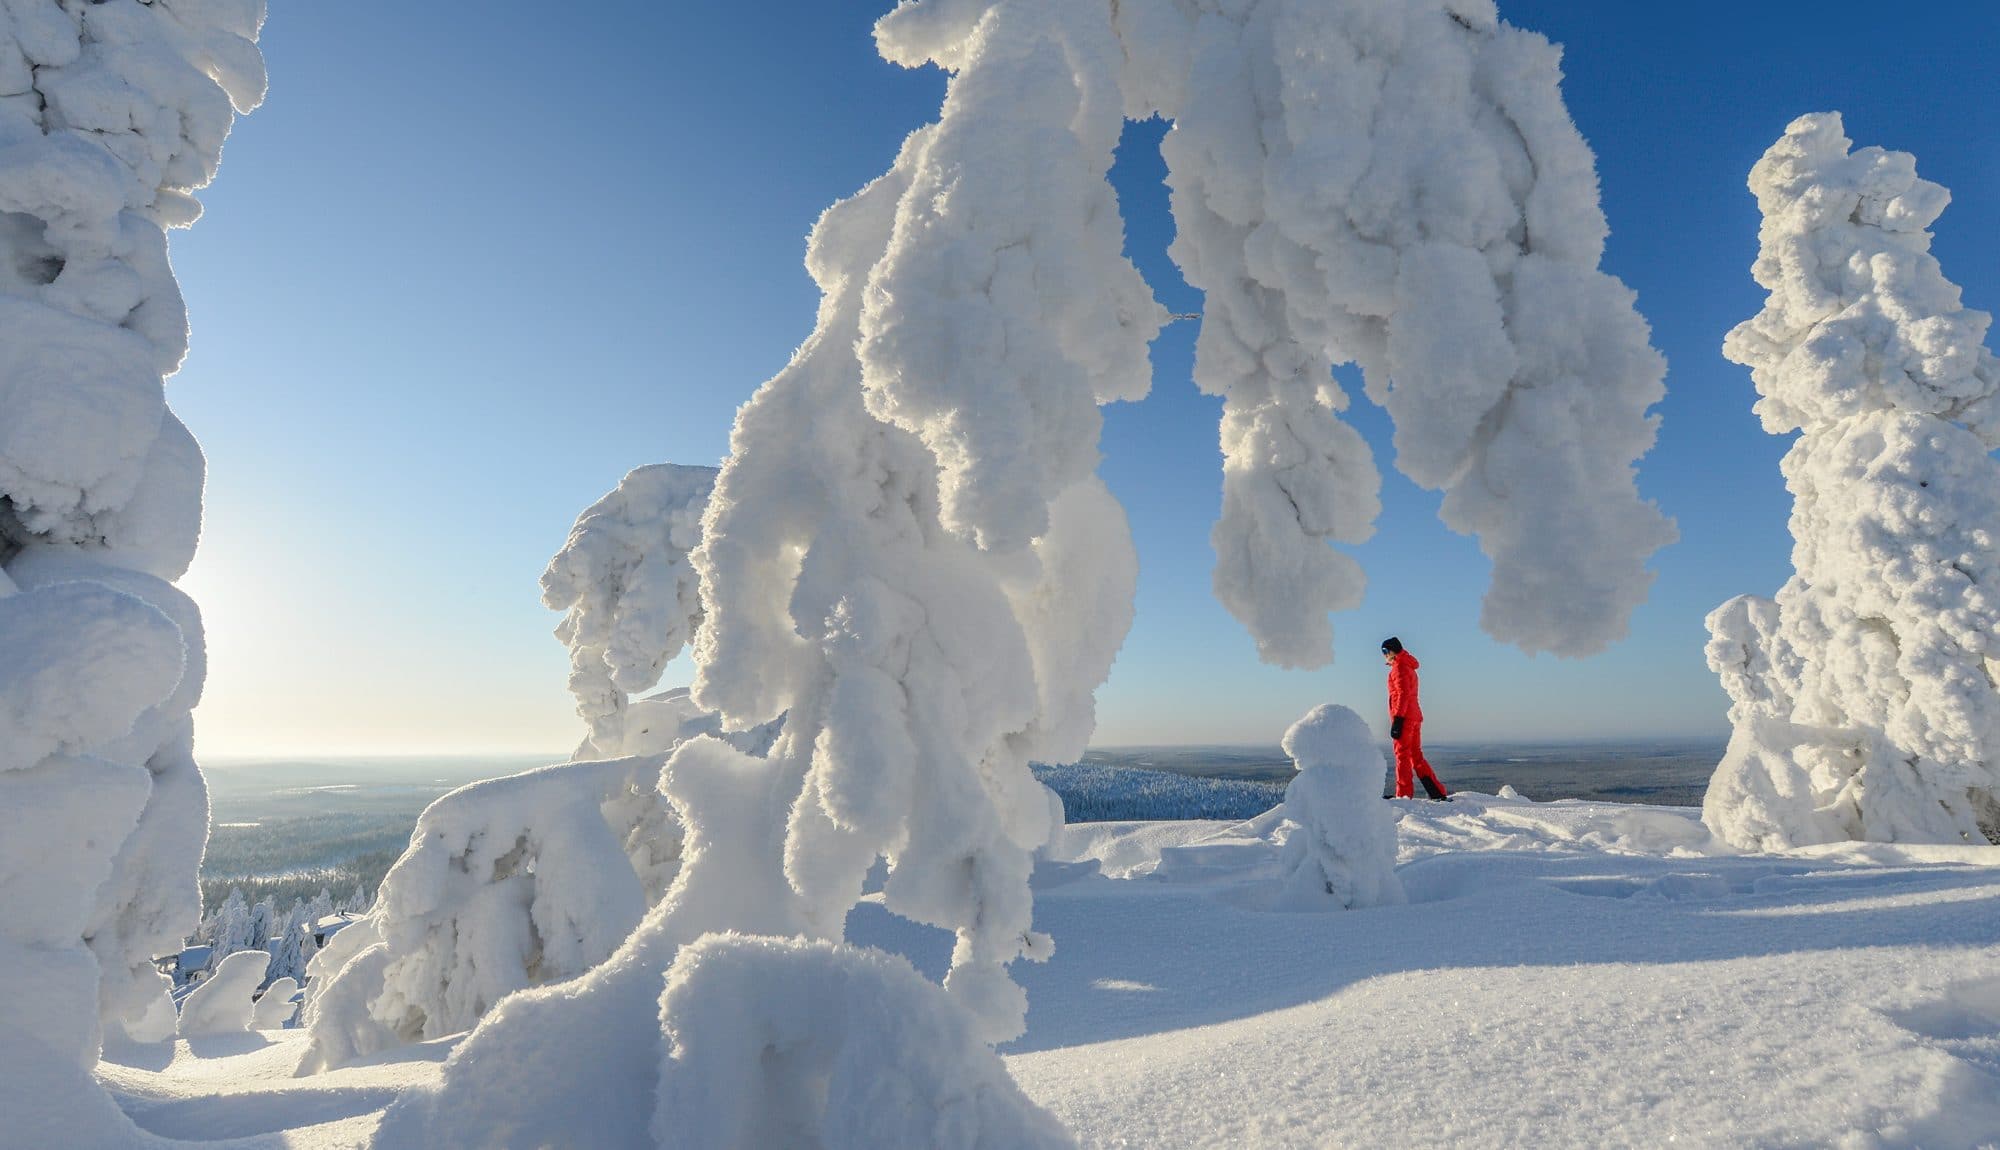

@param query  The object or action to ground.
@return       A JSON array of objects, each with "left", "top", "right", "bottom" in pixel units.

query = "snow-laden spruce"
[
  {"left": 542, "top": 464, "right": 718, "bottom": 759},
  {"left": 1117, "top": 0, "right": 1674, "bottom": 665},
  {"left": 1706, "top": 113, "right": 2000, "bottom": 849},
  {"left": 1274, "top": 705, "right": 1404, "bottom": 908},
  {"left": 0, "top": 1, "right": 262, "bottom": 1141}
]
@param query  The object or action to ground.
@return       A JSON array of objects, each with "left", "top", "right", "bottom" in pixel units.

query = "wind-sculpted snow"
[
  {"left": 0, "top": 0, "right": 262, "bottom": 1133},
  {"left": 298, "top": 754, "right": 675, "bottom": 1073},
  {"left": 1707, "top": 114, "right": 2000, "bottom": 849},
  {"left": 1119, "top": 0, "right": 1674, "bottom": 664},
  {"left": 1274, "top": 705, "right": 1404, "bottom": 908},
  {"left": 543, "top": 464, "right": 717, "bottom": 759},
  {"left": 176, "top": 948, "right": 267, "bottom": 1039}
]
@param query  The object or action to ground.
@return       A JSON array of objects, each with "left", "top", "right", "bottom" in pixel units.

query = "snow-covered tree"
[
  {"left": 358, "top": 3, "right": 1672, "bottom": 1145},
  {"left": 1705, "top": 114, "right": 2000, "bottom": 850},
  {"left": 1274, "top": 704, "right": 1405, "bottom": 908},
  {"left": 0, "top": 14, "right": 263, "bottom": 1142},
  {"left": 542, "top": 464, "right": 718, "bottom": 759}
]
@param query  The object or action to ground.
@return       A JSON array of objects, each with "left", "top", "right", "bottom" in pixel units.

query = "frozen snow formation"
[
  {"left": 353, "top": 1, "right": 1677, "bottom": 1145},
  {"left": 543, "top": 464, "right": 718, "bottom": 759},
  {"left": 251, "top": 975, "right": 300, "bottom": 1030},
  {"left": 652, "top": 935, "right": 1071, "bottom": 1150},
  {"left": 176, "top": 948, "right": 268, "bottom": 1039},
  {"left": 1706, "top": 113, "right": 2000, "bottom": 850},
  {"left": 1274, "top": 704, "right": 1405, "bottom": 908},
  {"left": 1116, "top": 0, "right": 1674, "bottom": 664},
  {"left": 298, "top": 754, "right": 679, "bottom": 1073},
  {"left": 0, "top": 0, "right": 262, "bottom": 1142}
]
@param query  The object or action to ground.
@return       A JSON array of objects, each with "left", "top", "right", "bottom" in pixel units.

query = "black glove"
[{"left": 1390, "top": 716, "right": 1405, "bottom": 741}]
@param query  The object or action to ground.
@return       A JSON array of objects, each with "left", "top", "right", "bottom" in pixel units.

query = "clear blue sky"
[{"left": 172, "top": 2, "right": 2000, "bottom": 756}]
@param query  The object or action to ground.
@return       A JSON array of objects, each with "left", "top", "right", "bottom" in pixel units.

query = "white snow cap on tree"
[
  {"left": 1118, "top": 0, "right": 1674, "bottom": 665},
  {"left": 1706, "top": 113, "right": 2000, "bottom": 849},
  {"left": 543, "top": 464, "right": 718, "bottom": 759},
  {"left": 1275, "top": 704, "right": 1405, "bottom": 908}
]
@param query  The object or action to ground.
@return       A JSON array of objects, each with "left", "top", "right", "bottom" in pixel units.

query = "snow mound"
[
  {"left": 178, "top": 948, "right": 269, "bottom": 1038},
  {"left": 1274, "top": 704, "right": 1404, "bottom": 908},
  {"left": 252, "top": 976, "right": 300, "bottom": 1031},
  {"left": 654, "top": 933, "right": 1073, "bottom": 1149}
]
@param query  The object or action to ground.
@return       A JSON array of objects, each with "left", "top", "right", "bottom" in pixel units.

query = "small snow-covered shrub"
[
  {"left": 1274, "top": 705, "right": 1404, "bottom": 909},
  {"left": 653, "top": 934, "right": 1073, "bottom": 1150},
  {"left": 178, "top": 949, "right": 269, "bottom": 1038},
  {"left": 298, "top": 754, "right": 674, "bottom": 1072},
  {"left": 252, "top": 977, "right": 300, "bottom": 1031}
]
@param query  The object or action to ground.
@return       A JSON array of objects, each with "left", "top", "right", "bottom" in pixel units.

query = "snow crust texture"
[
  {"left": 1118, "top": 0, "right": 1674, "bottom": 664},
  {"left": 1275, "top": 704, "right": 1405, "bottom": 908},
  {"left": 0, "top": 0, "right": 262, "bottom": 1138},
  {"left": 1706, "top": 114, "right": 2000, "bottom": 849}
]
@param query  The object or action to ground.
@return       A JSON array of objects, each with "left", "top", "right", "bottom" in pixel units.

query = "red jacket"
[{"left": 1388, "top": 650, "right": 1423, "bottom": 722}]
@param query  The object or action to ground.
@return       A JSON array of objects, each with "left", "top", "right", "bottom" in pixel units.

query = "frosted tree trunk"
[{"left": 1705, "top": 114, "right": 2000, "bottom": 850}]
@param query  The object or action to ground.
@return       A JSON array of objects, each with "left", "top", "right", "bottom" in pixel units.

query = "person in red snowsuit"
[{"left": 1383, "top": 637, "right": 1449, "bottom": 801}]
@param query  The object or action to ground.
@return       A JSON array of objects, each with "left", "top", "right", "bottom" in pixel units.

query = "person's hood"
[{"left": 1392, "top": 650, "right": 1419, "bottom": 671}]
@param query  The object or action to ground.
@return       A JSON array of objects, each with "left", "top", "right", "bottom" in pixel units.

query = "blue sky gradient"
[{"left": 172, "top": 2, "right": 2000, "bottom": 754}]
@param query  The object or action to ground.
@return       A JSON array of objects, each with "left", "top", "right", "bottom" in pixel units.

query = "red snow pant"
[{"left": 1393, "top": 719, "right": 1448, "bottom": 799}]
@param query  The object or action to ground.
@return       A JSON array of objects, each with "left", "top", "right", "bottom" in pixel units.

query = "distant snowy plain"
[{"left": 97, "top": 790, "right": 2000, "bottom": 1148}]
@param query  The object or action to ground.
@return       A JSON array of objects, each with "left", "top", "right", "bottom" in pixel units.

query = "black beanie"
[{"left": 1381, "top": 636, "right": 1403, "bottom": 654}]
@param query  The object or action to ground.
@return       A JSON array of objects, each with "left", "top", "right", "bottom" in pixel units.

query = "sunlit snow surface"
[{"left": 97, "top": 793, "right": 2000, "bottom": 1148}]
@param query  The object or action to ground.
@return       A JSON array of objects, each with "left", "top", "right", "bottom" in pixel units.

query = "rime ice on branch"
[
  {"left": 1706, "top": 113, "right": 2000, "bottom": 849},
  {"left": 0, "top": 0, "right": 263, "bottom": 1140},
  {"left": 542, "top": 464, "right": 717, "bottom": 759},
  {"left": 1118, "top": 0, "right": 1675, "bottom": 664}
]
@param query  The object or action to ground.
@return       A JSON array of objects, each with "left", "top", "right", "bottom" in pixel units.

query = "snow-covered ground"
[{"left": 90, "top": 791, "right": 2000, "bottom": 1148}]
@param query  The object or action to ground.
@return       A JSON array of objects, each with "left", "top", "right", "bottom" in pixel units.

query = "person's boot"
[{"left": 1419, "top": 774, "right": 1451, "bottom": 802}]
